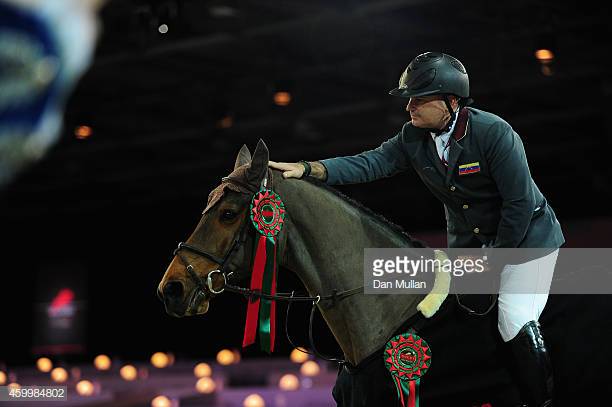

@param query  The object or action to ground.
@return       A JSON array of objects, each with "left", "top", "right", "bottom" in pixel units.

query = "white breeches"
[{"left": 497, "top": 249, "right": 559, "bottom": 342}]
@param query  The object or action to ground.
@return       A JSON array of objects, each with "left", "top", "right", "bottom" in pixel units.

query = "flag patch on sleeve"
[{"left": 458, "top": 162, "right": 480, "bottom": 175}]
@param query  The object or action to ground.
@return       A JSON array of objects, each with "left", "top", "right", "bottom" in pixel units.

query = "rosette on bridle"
[{"left": 242, "top": 185, "right": 286, "bottom": 352}]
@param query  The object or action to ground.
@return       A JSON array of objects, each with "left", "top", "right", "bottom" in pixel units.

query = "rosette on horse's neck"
[{"left": 240, "top": 140, "right": 285, "bottom": 353}]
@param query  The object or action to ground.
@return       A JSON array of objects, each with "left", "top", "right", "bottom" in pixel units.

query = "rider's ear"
[
  {"left": 246, "top": 139, "right": 269, "bottom": 186},
  {"left": 234, "top": 144, "right": 252, "bottom": 170}
]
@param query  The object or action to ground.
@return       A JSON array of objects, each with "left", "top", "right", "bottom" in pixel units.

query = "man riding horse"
[{"left": 270, "top": 51, "right": 564, "bottom": 407}]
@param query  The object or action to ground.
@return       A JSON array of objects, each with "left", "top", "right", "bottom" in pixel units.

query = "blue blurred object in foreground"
[{"left": 0, "top": 0, "right": 101, "bottom": 188}]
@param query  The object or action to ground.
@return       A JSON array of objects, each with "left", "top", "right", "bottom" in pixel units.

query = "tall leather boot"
[{"left": 508, "top": 320, "right": 554, "bottom": 407}]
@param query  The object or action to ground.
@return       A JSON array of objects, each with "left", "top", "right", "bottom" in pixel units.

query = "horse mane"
[{"left": 301, "top": 176, "right": 427, "bottom": 248}]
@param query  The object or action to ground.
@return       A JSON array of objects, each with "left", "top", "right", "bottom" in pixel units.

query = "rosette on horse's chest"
[
  {"left": 384, "top": 332, "right": 432, "bottom": 407},
  {"left": 386, "top": 333, "right": 431, "bottom": 379}
]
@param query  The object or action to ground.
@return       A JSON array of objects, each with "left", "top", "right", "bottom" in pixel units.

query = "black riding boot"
[{"left": 508, "top": 320, "right": 554, "bottom": 407}]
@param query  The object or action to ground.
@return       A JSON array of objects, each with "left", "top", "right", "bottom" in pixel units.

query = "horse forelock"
[{"left": 203, "top": 165, "right": 252, "bottom": 214}]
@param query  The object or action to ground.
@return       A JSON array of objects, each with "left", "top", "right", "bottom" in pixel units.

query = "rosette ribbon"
[
  {"left": 384, "top": 331, "right": 432, "bottom": 407},
  {"left": 242, "top": 188, "right": 285, "bottom": 353}
]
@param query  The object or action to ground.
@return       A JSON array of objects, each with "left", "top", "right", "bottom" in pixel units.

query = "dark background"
[{"left": 1, "top": 0, "right": 611, "bottom": 366}]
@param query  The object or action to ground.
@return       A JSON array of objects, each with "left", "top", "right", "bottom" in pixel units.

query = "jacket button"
[
  {"left": 462, "top": 204, "right": 469, "bottom": 209},
  {"left": 473, "top": 227, "right": 480, "bottom": 234},
  {"left": 450, "top": 185, "right": 456, "bottom": 191}
]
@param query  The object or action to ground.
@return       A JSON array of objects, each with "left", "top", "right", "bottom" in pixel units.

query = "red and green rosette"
[
  {"left": 250, "top": 188, "right": 286, "bottom": 237},
  {"left": 384, "top": 332, "right": 432, "bottom": 407},
  {"left": 242, "top": 188, "right": 286, "bottom": 353}
]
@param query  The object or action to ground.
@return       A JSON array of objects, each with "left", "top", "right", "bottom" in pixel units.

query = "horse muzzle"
[{"left": 160, "top": 279, "right": 208, "bottom": 317}]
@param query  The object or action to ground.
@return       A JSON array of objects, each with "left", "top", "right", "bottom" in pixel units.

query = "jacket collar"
[{"left": 451, "top": 107, "right": 469, "bottom": 142}]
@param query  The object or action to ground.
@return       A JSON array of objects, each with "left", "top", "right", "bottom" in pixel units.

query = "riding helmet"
[{"left": 389, "top": 52, "right": 469, "bottom": 99}]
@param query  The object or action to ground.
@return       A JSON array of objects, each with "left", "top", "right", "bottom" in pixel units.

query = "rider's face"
[{"left": 406, "top": 95, "right": 454, "bottom": 129}]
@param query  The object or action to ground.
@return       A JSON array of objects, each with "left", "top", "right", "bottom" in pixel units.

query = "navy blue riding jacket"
[{"left": 320, "top": 107, "right": 564, "bottom": 249}]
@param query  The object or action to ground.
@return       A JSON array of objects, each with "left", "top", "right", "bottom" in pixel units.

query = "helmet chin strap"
[
  {"left": 443, "top": 95, "right": 457, "bottom": 128},
  {"left": 425, "top": 95, "right": 457, "bottom": 136}
]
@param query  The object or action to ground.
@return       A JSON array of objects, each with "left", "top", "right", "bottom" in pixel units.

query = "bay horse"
[{"left": 157, "top": 140, "right": 602, "bottom": 406}]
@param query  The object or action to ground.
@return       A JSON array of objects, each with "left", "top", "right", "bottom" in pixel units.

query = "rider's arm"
[{"left": 318, "top": 131, "right": 409, "bottom": 185}]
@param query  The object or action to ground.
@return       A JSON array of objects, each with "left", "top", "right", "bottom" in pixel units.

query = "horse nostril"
[{"left": 163, "top": 280, "right": 185, "bottom": 301}]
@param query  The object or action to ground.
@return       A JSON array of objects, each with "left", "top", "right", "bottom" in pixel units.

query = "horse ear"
[
  {"left": 246, "top": 139, "right": 269, "bottom": 186},
  {"left": 234, "top": 144, "right": 252, "bottom": 170}
]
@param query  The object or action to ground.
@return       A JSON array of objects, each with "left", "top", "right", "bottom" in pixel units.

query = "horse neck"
[{"left": 274, "top": 176, "right": 424, "bottom": 366}]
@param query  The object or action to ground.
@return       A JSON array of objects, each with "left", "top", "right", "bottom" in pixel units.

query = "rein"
[{"left": 173, "top": 170, "right": 362, "bottom": 364}]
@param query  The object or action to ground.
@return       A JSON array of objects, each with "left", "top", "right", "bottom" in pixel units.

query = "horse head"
[{"left": 157, "top": 139, "right": 273, "bottom": 317}]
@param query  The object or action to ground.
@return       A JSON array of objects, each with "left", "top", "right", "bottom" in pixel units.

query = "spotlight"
[
  {"left": 151, "top": 352, "right": 170, "bottom": 368},
  {"left": 533, "top": 32, "right": 557, "bottom": 76},
  {"left": 278, "top": 373, "right": 299, "bottom": 391},
  {"left": 151, "top": 395, "right": 172, "bottom": 407},
  {"left": 272, "top": 79, "right": 294, "bottom": 106},
  {"left": 76, "top": 380, "right": 95, "bottom": 396},
  {"left": 243, "top": 393, "right": 265, "bottom": 407},
  {"left": 196, "top": 377, "right": 216, "bottom": 394},
  {"left": 216, "top": 349, "right": 235, "bottom": 365},
  {"left": 534, "top": 48, "right": 554, "bottom": 63},
  {"left": 51, "top": 367, "right": 68, "bottom": 383},
  {"left": 36, "top": 357, "right": 53, "bottom": 373},
  {"left": 75, "top": 125, "right": 92, "bottom": 140},
  {"left": 120, "top": 365, "right": 138, "bottom": 381},
  {"left": 300, "top": 360, "right": 320, "bottom": 377},
  {"left": 155, "top": 1, "right": 178, "bottom": 35},
  {"left": 290, "top": 348, "right": 309, "bottom": 363},
  {"left": 194, "top": 362, "right": 212, "bottom": 378},
  {"left": 274, "top": 91, "right": 291, "bottom": 106},
  {"left": 94, "top": 355, "right": 111, "bottom": 371}
]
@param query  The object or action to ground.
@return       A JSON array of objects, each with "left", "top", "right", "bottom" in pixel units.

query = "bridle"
[{"left": 172, "top": 170, "right": 362, "bottom": 364}]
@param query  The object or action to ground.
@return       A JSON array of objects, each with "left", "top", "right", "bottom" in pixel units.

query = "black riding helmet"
[{"left": 389, "top": 52, "right": 471, "bottom": 132}]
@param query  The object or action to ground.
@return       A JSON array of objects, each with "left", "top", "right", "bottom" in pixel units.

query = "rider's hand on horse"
[
  {"left": 269, "top": 160, "right": 328, "bottom": 181},
  {"left": 268, "top": 161, "right": 306, "bottom": 179}
]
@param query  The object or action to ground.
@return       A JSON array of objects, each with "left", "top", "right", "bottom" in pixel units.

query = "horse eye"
[{"left": 221, "top": 209, "right": 237, "bottom": 221}]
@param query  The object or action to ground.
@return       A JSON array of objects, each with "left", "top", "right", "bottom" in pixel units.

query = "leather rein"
[{"left": 172, "top": 170, "right": 362, "bottom": 364}]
